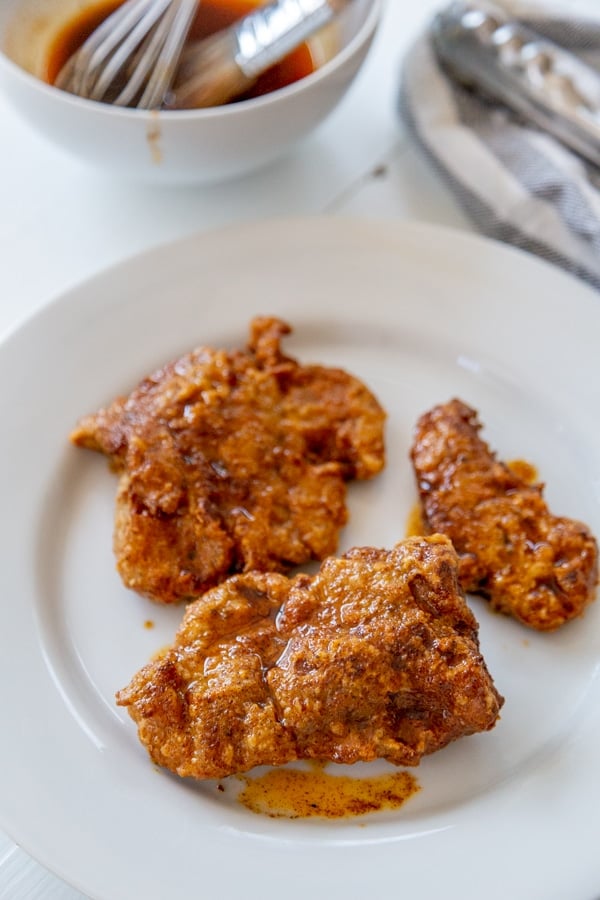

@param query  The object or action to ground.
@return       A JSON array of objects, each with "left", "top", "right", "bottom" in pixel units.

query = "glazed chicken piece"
[
  {"left": 116, "top": 536, "right": 503, "bottom": 779},
  {"left": 411, "top": 399, "right": 598, "bottom": 631},
  {"left": 71, "top": 317, "right": 385, "bottom": 603}
]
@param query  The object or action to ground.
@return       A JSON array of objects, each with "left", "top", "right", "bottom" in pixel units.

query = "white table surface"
[{"left": 0, "top": 0, "right": 596, "bottom": 896}]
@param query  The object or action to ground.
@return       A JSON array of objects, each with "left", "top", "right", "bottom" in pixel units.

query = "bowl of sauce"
[
  {"left": 0, "top": 0, "right": 381, "bottom": 183},
  {"left": 45, "top": 0, "right": 320, "bottom": 105}
]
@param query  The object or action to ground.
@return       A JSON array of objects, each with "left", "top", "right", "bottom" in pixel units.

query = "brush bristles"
[{"left": 170, "top": 31, "right": 256, "bottom": 109}]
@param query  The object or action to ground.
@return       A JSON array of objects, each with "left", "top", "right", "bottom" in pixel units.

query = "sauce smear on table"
[{"left": 45, "top": 0, "right": 316, "bottom": 103}]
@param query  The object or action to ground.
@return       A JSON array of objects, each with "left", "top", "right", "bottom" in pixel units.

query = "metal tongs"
[{"left": 432, "top": 1, "right": 600, "bottom": 167}]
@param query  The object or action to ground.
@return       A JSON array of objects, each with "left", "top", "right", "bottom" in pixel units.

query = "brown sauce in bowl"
[{"left": 45, "top": 0, "right": 316, "bottom": 104}]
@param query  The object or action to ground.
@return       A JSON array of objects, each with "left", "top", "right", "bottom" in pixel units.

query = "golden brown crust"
[
  {"left": 71, "top": 317, "right": 385, "bottom": 603},
  {"left": 117, "top": 536, "right": 503, "bottom": 779},
  {"left": 410, "top": 399, "right": 598, "bottom": 631}
]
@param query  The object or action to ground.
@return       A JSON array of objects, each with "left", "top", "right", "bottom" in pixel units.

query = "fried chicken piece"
[
  {"left": 410, "top": 399, "right": 598, "bottom": 631},
  {"left": 116, "top": 536, "right": 503, "bottom": 779},
  {"left": 71, "top": 317, "right": 385, "bottom": 603}
]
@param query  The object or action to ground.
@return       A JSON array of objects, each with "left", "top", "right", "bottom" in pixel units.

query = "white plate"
[{"left": 1, "top": 217, "right": 600, "bottom": 900}]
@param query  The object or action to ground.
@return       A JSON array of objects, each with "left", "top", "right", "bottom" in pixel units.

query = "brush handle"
[{"left": 234, "top": 0, "right": 346, "bottom": 79}]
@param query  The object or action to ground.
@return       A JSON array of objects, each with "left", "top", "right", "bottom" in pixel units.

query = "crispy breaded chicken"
[
  {"left": 71, "top": 318, "right": 385, "bottom": 603},
  {"left": 411, "top": 399, "right": 598, "bottom": 631},
  {"left": 116, "top": 536, "right": 503, "bottom": 779}
]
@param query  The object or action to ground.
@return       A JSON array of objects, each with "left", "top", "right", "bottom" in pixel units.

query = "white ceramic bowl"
[{"left": 0, "top": 0, "right": 381, "bottom": 184}]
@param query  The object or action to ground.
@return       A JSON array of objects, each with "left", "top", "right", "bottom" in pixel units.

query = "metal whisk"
[{"left": 55, "top": 0, "right": 198, "bottom": 109}]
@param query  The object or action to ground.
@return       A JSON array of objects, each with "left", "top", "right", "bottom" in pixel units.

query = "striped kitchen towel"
[{"left": 400, "top": 3, "right": 600, "bottom": 290}]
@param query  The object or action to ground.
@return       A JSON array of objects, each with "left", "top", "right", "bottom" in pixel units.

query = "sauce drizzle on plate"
[{"left": 237, "top": 762, "right": 420, "bottom": 819}]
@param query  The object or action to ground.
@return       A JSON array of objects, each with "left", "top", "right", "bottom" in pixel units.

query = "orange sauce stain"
[
  {"left": 405, "top": 502, "right": 427, "bottom": 538},
  {"left": 236, "top": 763, "right": 420, "bottom": 819},
  {"left": 144, "top": 619, "right": 155, "bottom": 630},
  {"left": 507, "top": 459, "right": 539, "bottom": 485}
]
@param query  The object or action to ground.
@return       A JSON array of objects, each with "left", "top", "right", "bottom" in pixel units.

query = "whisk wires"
[{"left": 55, "top": 0, "right": 198, "bottom": 109}]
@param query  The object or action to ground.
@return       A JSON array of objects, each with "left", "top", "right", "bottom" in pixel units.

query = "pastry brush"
[{"left": 170, "top": 0, "right": 353, "bottom": 109}]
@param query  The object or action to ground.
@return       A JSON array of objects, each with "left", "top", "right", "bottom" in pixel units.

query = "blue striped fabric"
[{"left": 400, "top": 10, "right": 600, "bottom": 290}]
